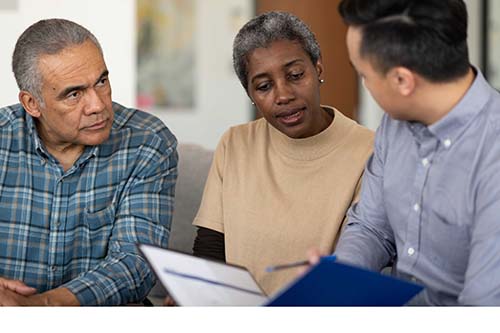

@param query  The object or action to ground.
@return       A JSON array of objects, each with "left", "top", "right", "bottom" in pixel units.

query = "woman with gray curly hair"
[{"left": 192, "top": 11, "right": 374, "bottom": 296}]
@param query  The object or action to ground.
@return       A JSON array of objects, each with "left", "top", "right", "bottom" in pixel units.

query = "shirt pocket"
[
  {"left": 82, "top": 205, "right": 115, "bottom": 257},
  {"left": 425, "top": 190, "right": 471, "bottom": 275}
]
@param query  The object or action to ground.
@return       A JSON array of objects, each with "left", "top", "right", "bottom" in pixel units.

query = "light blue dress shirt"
[{"left": 335, "top": 69, "right": 500, "bottom": 305}]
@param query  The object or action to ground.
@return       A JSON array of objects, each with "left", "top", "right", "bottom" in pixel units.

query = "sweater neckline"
[{"left": 269, "top": 106, "right": 354, "bottom": 161}]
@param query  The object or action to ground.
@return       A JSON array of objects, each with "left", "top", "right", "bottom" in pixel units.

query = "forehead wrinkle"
[
  {"left": 38, "top": 42, "right": 106, "bottom": 92},
  {"left": 248, "top": 44, "right": 308, "bottom": 83}
]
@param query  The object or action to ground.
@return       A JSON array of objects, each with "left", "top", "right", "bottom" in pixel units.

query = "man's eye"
[
  {"left": 67, "top": 91, "right": 81, "bottom": 99},
  {"left": 97, "top": 77, "right": 108, "bottom": 86}
]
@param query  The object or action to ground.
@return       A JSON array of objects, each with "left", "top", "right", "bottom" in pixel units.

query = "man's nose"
[{"left": 83, "top": 88, "right": 106, "bottom": 115}]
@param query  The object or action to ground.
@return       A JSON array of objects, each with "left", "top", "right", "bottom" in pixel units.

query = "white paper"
[{"left": 139, "top": 244, "right": 268, "bottom": 306}]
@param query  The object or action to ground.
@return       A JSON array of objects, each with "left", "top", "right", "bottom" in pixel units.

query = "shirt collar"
[
  {"left": 427, "top": 68, "right": 492, "bottom": 145},
  {"left": 26, "top": 112, "right": 47, "bottom": 156},
  {"left": 25, "top": 111, "right": 100, "bottom": 168}
]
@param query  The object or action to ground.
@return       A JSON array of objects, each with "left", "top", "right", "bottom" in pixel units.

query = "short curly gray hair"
[
  {"left": 233, "top": 11, "right": 322, "bottom": 91},
  {"left": 12, "top": 18, "right": 102, "bottom": 104}
]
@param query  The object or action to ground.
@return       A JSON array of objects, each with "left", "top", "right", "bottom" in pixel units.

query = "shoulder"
[
  {"left": 110, "top": 102, "right": 177, "bottom": 153},
  {"left": 370, "top": 113, "right": 410, "bottom": 153},
  {"left": 209, "top": 119, "right": 268, "bottom": 167},
  {"left": 472, "top": 90, "right": 500, "bottom": 173},
  {"left": 217, "top": 118, "right": 268, "bottom": 149},
  {"left": 377, "top": 112, "right": 408, "bottom": 135},
  {"left": 331, "top": 107, "right": 374, "bottom": 151},
  {"left": 0, "top": 104, "right": 24, "bottom": 128},
  {"left": 484, "top": 88, "right": 500, "bottom": 128}
]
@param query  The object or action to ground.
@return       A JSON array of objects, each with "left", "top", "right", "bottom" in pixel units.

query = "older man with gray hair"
[{"left": 0, "top": 18, "right": 178, "bottom": 305}]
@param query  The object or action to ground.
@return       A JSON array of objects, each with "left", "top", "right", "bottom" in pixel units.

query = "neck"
[
  {"left": 311, "top": 106, "right": 334, "bottom": 137},
  {"left": 46, "top": 144, "right": 85, "bottom": 172},
  {"left": 36, "top": 123, "right": 85, "bottom": 172},
  {"left": 415, "top": 68, "right": 476, "bottom": 125}
]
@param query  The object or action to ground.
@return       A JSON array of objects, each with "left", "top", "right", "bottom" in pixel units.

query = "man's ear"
[
  {"left": 388, "top": 67, "right": 415, "bottom": 97},
  {"left": 19, "top": 91, "right": 42, "bottom": 118}
]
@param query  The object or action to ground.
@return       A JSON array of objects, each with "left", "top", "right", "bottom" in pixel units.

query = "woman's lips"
[{"left": 276, "top": 107, "right": 306, "bottom": 126}]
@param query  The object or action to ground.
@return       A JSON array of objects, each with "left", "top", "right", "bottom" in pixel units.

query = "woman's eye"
[
  {"left": 256, "top": 83, "right": 271, "bottom": 92},
  {"left": 289, "top": 72, "right": 304, "bottom": 80}
]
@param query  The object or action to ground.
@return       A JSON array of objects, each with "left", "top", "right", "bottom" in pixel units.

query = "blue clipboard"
[{"left": 266, "top": 257, "right": 423, "bottom": 306}]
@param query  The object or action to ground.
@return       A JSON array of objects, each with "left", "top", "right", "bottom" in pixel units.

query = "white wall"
[
  {"left": 358, "top": 0, "right": 483, "bottom": 131},
  {"left": 156, "top": 0, "right": 253, "bottom": 149},
  {"left": 2, "top": 1, "right": 484, "bottom": 138},
  {"left": 0, "top": 0, "right": 252, "bottom": 149},
  {"left": 0, "top": 0, "right": 136, "bottom": 106}
]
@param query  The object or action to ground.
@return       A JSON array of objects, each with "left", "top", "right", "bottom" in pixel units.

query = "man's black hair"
[{"left": 338, "top": 0, "right": 470, "bottom": 82}]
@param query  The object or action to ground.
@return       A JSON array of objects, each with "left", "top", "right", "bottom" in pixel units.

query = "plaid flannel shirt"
[{"left": 0, "top": 102, "right": 177, "bottom": 305}]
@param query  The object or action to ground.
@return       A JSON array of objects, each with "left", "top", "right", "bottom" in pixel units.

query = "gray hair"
[
  {"left": 12, "top": 18, "right": 103, "bottom": 104},
  {"left": 233, "top": 11, "right": 321, "bottom": 91}
]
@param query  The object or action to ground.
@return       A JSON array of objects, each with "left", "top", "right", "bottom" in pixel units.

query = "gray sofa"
[{"left": 147, "top": 143, "right": 214, "bottom": 303}]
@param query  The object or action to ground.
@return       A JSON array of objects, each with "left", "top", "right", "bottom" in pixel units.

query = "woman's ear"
[
  {"left": 388, "top": 67, "right": 415, "bottom": 97},
  {"left": 315, "top": 59, "right": 324, "bottom": 79},
  {"left": 19, "top": 91, "right": 42, "bottom": 118}
]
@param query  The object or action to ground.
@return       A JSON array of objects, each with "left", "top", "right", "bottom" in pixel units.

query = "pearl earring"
[{"left": 319, "top": 79, "right": 325, "bottom": 84}]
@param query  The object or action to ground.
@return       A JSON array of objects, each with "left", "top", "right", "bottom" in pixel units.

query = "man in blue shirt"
[
  {"left": 0, "top": 19, "right": 178, "bottom": 305},
  {"left": 327, "top": 0, "right": 500, "bottom": 305}
]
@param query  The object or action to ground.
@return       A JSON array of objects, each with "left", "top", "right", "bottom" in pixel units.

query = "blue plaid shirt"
[{"left": 0, "top": 102, "right": 177, "bottom": 305}]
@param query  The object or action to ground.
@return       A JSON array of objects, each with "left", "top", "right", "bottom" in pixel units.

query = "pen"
[{"left": 265, "top": 255, "right": 336, "bottom": 273}]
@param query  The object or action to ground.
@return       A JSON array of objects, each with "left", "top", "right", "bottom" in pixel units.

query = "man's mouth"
[{"left": 85, "top": 119, "right": 108, "bottom": 130}]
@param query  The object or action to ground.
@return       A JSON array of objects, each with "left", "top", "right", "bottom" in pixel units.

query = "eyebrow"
[
  {"left": 57, "top": 69, "right": 109, "bottom": 99},
  {"left": 95, "top": 70, "right": 109, "bottom": 85},
  {"left": 250, "top": 59, "right": 305, "bottom": 84}
]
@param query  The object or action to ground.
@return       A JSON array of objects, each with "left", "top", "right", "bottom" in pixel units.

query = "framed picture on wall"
[
  {"left": 137, "top": 0, "right": 196, "bottom": 111},
  {"left": 483, "top": 0, "right": 500, "bottom": 90}
]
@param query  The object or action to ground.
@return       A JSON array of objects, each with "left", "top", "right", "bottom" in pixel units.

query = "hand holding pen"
[{"left": 266, "top": 249, "right": 335, "bottom": 273}]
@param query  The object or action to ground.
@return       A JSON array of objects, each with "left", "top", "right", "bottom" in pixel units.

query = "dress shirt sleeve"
[
  {"left": 192, "top": 131, "right": 229, "bottom": 233},
  {"left": 334, "top": 117, "right": 396, "bottom": 271},
  {"left": 63, "top": 134, "right": 178, "bottom": 305},
  {"left": 459, "top": 161, "right": 500, "bottom": 305}
]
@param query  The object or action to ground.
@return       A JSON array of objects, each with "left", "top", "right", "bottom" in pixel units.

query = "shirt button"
[
  {"left": 411, "top": 276, "right": 418, "bottom": 283},
  {"left": 50, "top": 266, "right": 57, "bottom": 272},
  {"left": 422, "top": 158, "right": 429, "bottom": 167},
  {"left": 55, "top": 221, "right": 61, "bottom": 227},
  {"left": 443, "top": 139, "right": 452, "bottom": 148},
  {"left": 413, "top": 203, "right": 420, "bottom": 212},
  {"left": 408, "top": 248, "right": 415, "bottom": 256}
]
